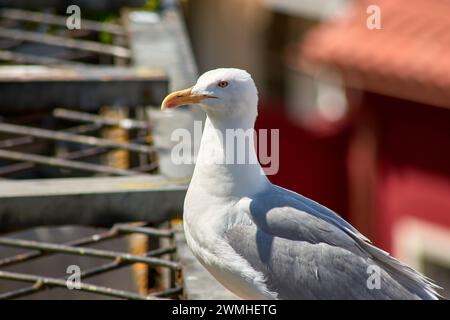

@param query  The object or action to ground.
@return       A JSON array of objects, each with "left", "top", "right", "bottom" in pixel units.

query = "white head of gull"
[{"left": 161, "top": 68, "right": 440, "bottom": 300}]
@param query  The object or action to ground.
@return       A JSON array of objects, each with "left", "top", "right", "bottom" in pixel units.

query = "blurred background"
[{"left": 0, "top": 0, "right": 448, "bottom": 299}]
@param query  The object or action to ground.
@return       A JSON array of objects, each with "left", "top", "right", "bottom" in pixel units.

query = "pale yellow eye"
[{"left": 217, "top": 80, "right": 229, "bottom": 88}]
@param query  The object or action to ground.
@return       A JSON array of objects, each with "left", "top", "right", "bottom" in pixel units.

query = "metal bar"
[
  {"left": 152, "top": 287, "right": 184, "bottom": 298},
  {"left": 0, "top": 223, "right": 180, "bottom": 299},
  {"left": 0, "top": 123, "right": 155, "bottom": 154},
  {"left": 0, "top": 175, "right": 187, "bottom": 232},
  {"left": 0, "top": 66, "right": 168, "bottom": 111},
  {"left": 0, "top": 123, "right": 105, "bottom": 176},
  {"left": 0, "top": 49, "right": 83, "bottom": 66},
  {"left": 0, "top": 222, "right": 165, "bottom": 268},
  {"left": 0, "top": 8, "right": 126, "bottom": 35},
  {"left": 0, "top": 149, "right": 141, "bottom": 176},
  {"left": 0, "top": 136, "right": 33, "bottom": 148},
  {"left": 0, "top": 286, "right": 42, "bottom": 300},
  {"left": 61, "top": 122, "right": 102, "bottom": 134},
  {"left": 0, "top": 146, "right": 158, "bottom": 176},
  {"left": 0, "top": 38, "right": 23, "bottom": 50},
  {"left": 114, "top": 224, "right": 175, "bottom": 238},
  {"left": 132, "top": 161, "right": 159, "bottom": 173},
  {"left": 0, "top": 246, "right": 178, "bottom": 300},
  {"left": 0, "top": 237, "right": 181, "bottom": 270},
  {"left": 52, "top": 49, "right": 97, "bottom": 62},
  {"left": 0, "top": 123, "right": 100, "bottom": 149},
  {"left": 0, "top": 162, "right": 33, "bottom": 176},
  {"left": 0, "top": 146, "right": 108, "bottom": 176},
  {"left": 53, "top": 108, "right": 151, "bottom": 130},
  {"left": 0, "top": 224, "right": 171, "bottom": 268},
  {"left": 0, "top": 27, "right": 131, "bottom": 58},
  {"left": 58, "top": 146, "right": 108, "bottom": 160},
  {"left": 78, "top": 246, "right": 178, "bottom": 278},
  {"left": 167, "top": 223, "right": 185, "bottom": 297},
  {"left": 78, "top": 246, "right": 177, "bottom": 278},
  {"left": 0, "top": 271, "right": 156, "bottom": 300},
  {"left": 0, "top": 226, "right": 122, "bottom": 267}
]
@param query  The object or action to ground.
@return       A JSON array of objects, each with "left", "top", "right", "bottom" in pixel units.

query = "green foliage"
[
  {"left": 82, "top": 13, "right": 119, "bottom": 45},
  {"left": 99, "top": 30, "right": 114, "bottom": 45},
  {"left": 143, "top": 0, "right": 161, "bottom": 12}
]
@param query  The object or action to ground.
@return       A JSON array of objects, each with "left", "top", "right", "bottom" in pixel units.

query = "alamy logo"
[
  {"left": 366, "top": 5, "right": 382, "bottom": 30},
  {"left": 66, "top": 5, "right": 81, "bottom": 30},
  {"left": 366, "top": 265, "right": 381, "bottom": 290},
  {"left": 170, "top": 121, "right": 280, "bottom": 175},
  {"left": 66, "top": 264, "right": 81, "bottom": 290}
]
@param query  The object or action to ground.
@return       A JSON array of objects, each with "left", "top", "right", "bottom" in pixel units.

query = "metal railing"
[
  {"left": 0, "top": 5, "right": 188, "bottom": 300},
  {"left": 0, "top": 222, "right": 184, "bottom": 300}
]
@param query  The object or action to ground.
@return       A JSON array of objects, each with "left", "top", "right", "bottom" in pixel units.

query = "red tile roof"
[{"left": 296, "top": 0, "right": 450, "bottom": 109}]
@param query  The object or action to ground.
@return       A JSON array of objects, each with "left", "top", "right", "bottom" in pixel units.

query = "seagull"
[{"left": 161, "top": 68, "right": 441, "bottom": 300}]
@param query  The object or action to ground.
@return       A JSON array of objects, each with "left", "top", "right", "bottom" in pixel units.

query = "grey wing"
[
  {"left": 225, "top": 185, "right": 441, "bottom": 299},
  {"left": 225, "top": 224, "right": 417, "bottom": 299},
  {"left": 268, "top": 185, "right": 370, "bottom": 241}
]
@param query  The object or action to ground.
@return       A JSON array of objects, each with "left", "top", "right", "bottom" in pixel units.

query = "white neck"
[{"left": 190, "top": 113, "right": 269, "bottom": 199}]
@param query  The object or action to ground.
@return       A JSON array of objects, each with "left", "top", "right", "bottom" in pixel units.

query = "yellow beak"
[{"left": 161, "top": 87, "right": 215, "bottom": 110}]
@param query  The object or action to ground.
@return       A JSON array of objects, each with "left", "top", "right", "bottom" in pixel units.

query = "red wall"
[
  {"left": 255, "top": 103, "right": 350, "bottom": 219},
  {"left": 372, "top": 94, "right": 450, "bottom": 251},
  {"left": 256, "top": 96, "right": 450, "bottom": 254}
]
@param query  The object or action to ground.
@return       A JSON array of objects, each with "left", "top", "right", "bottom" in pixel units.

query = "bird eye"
[{"left": 217, "top": 80, "right": 229, "bottom": 88}]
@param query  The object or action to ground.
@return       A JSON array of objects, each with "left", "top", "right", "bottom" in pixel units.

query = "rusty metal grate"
[
  {"left": 0, "top": 107, "right": 158, "bottom": 178},
  {"left": 0, "top": 222, "right": 184, "bottom": 300},
  {"left": 0, "top": 6, "right": 187, "bottom": 300},
  {"left": 0, "top": 7, "right": 130, "bottom": 66},
  {"left": 0, "top": 100, "right": 185, "bottom": 299},
  {"left": 0, "top": 106, "right": 184, "bottom": 299}
]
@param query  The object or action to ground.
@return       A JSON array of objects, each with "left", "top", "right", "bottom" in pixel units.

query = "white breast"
[{"left": 183, "top": 212, "right": 277, "bottom": 300}]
